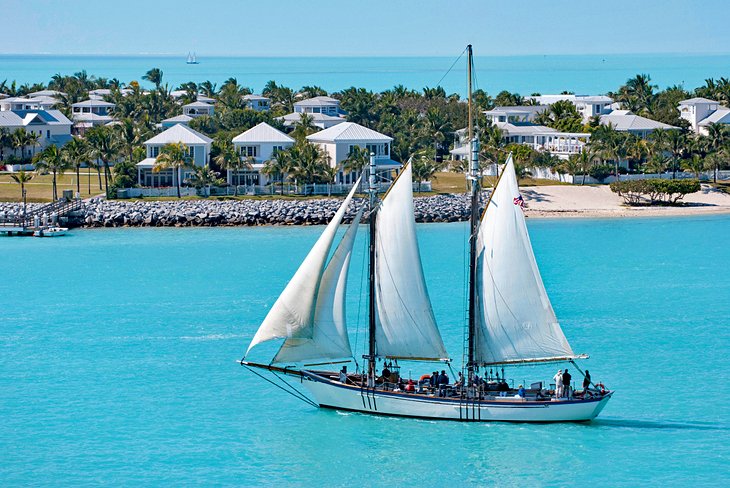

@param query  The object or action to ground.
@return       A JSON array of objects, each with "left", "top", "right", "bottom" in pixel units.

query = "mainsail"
[
  {"left": 475, "top": 155, "right": 576, "bottom": 365},
  {"left": 273, "top": 206, "right": 365, "bottom": 363},
  {"left": 374, "top": 162, "right": 448, "bottom": 361},
  {"left": 246, "top": 179, "right": 360, "bottom": 355}
]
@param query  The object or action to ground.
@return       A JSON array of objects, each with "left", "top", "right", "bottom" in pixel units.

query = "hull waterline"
[{"left": 301, "top": 371, "right": 611, "bottom": 422}]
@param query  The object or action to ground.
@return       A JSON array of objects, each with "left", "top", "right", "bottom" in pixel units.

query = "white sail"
[
  {"left": 475, "top": 155, "right": 575, "bottom": 365},
  {"left": 246, "top": 179, "right": 361, "bottom": 355},
  {"left": 374, "top": 162, "right": 448, "bottom": 361},
  {"left": 273, "top": 206, "right": 364, "bottom": 364}
]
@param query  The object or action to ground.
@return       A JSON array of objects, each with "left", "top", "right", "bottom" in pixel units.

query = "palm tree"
[
  {"left": 86, "top": 126, "right": 120, "bottom": 197},
  {"left": 645, "top": 154, "right": 668, "bottom": 176},
  {"left": 154, "top": 142, "right": 193, "bottom": 198},
  {"left": 286, "top": 143, "right": 330, "bottom": 189},
  {"left": 682, "top": 154, "right": 705, "bottom": 179},
  {"left": 665, "top": 130, "right": 688, "bottom": 179},
  {"left": 188, "top": 165, "right": 224, "bottom": 197},
  {"left": 214, "top": 143, "right": 252, "bottom": 195},
  {"left": 26, "top": 131, "right": 41, "bottom": 158},
  {"left": 262, "top": 156, "right": 291, "bottom": 195},
  {"left": 10, "top": 170, "right": 33, "bottom": 202},
  {"left": 11, "top": 128, "right": 29, "bottom": 160},
  {"left": 33, "top": 144, "right": 69, "bottom": 201},
  {"left": 342, "top": 145, "right": 371, "bottom": 175},
  {"left": 291, "top": 113, "right": 317, "bottom": 143},
  {"left": 575, "top": 148, "right": 595, "bottom": 185},
  {"left": 62, "top": 136, "right": 89, "bottom": 195},
  {"left": 412, "top": 153, "right": 443, "bottom": 193},
  {"left": 142, "top": 68, "right": 163, "bottom": 90},
  {"left": 704, "top": 123, "right": 729, "bottom": 182},
  {"left": 198, "top": 80, "right": 218, "bottom": 98}
]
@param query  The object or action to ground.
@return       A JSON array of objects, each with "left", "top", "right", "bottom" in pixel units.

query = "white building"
[
  {"left": 230, "top": 122, "right": 295, "bottom": 185},
  {"left": 279, "top": 111, "right": 345, "bottom": 129},
  {"left": 88, "top": 88, "right": 132, "bottom": 99},
  {"left": 484, "top": 105, "right": 546, "bottom": 125},
  {"left": 0, "top": 109, "right": 73, "bottom": 166},
  {"left": 0, "top": 96, "right": 58, "bottom": 111},
  {"left": 528, "top": 94, "right": 614, "bottom": 121},
  {"left": 71, "top": 99, "right": 116, "bottom": 133},
  {"left": 182, "top": 101, "right": 214, "bottom": 118},
  {"left": 27, "top": 90, "right": 65, "bottom": 99},
  {"left": 294, "top": 96, "right": 346, "bottom": 116},
  {"left": 136, "top": 124, "right": 212, "bottom": 187},
  {"left": 599, "top": 110, "right": 677, "bottom": 137},
  {"left": 306, "top": 122, "right": 398, "bottom": 184},
  {"left": 161, "top": 114, "right": 193, "bottom": 128},
  {"left": 678, "top": 97, "right": 730, "bottom": 135},
  {"left": 243, "top": 94, "right": 271, "bottom": 112}
]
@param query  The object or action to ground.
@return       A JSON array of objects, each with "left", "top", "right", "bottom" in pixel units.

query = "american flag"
[{"left": 513, "top": 194, "right": 525, "bottom": 209}]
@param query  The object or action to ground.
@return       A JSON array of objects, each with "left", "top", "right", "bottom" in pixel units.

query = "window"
[
  {"left": 151, "top": 146, "right": 160, "bottom": 158},
  {"left": 46, "top": 130, "right": 50, "bottom": 138},
  {"left": 240, "top": 146, "right": 258, "bottom": 157},
  {"left": 272, "top": 146, "right": 284, "bottom": 156}
]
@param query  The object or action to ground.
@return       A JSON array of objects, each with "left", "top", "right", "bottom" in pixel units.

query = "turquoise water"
[
  {"left": 2, "top": 54, "right": 730, "bottom": 95},
  {"left": 1, "top": 216, "right": 729, "bottom": 486}
]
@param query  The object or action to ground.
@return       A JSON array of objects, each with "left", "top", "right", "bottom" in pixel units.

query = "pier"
[{"left": 0, "top": 197, "right": 83, "bottom": 236}]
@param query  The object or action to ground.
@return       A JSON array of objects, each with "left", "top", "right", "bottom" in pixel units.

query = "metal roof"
[
  {"left": 600, "top": 111, "right": 677, "bottom": 131},
  {"left": 232, "top": 122, "right": 294, "bottom": 144},
  {"left": 144, "top": 123, "right": 213, "bottom": 145},
  {"left": 679, "top": 97, "right": 719, "bottom": 105},
  {"left": 307, "top": 122, "right": 392, "bottom": 143},
  {"left": 294, "top": 96, "right": 339, "bottom": 107}
]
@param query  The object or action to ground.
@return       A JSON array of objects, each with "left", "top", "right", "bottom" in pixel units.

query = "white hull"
[
  {"left": 301, "top": 372, "right": 611, "bottom": 422},
  {"left": 34, "top": 227, "right": 68, "bottom": 237}
]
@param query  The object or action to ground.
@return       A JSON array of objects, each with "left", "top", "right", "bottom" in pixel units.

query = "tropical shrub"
[{"left": 609, "top": 178, "right": 700, "bottom": 205}]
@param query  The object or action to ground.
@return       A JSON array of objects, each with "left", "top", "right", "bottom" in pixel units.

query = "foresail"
[
  {"left": 374, "top": 162, "right": 449, "bottom": 361},
  {"left": 246, "top": 178, "right": 361, "bottom": 355},
  {"left": 273, "top": 206, "right": 364, "bottom": 364},
  {"left": 475, "top": 155, "right": 575, "bottom": 365}
]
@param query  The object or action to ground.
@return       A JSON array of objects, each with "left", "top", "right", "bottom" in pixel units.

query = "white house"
[
  {"left": 528, "top": 95, "right": 614, "bottom": 121},
  {"left": 294, "top": 96, "right": 346, "bottom": 116},
  {"left": 484, "top": 105, "right": 546, "bottom": 125},
  {"left": 136, "top": 124, "right": 212, "bottom": 187},
  {"left": 182, "top": 101, "right": 214, "bottom": 118},
  {"left": 279, "top": 111, "right": 345, "bottom": 129},
  {"left": 27, "top": 90, "right": 65, "bottom": 99},
  {"left": 71, "top": 99, "right": 116, "bottom": 133},
  {"left": 88, "top": 88, "right": 132, "bottom": 99},
  {"left": 161, "top": 114, "right": 193, "bottom": 128},
  {"left": 230, "top": 122, "right": 295, "bottom": 185},
  {"left": 0, "top": 109, "right": 73, "bottom": 166},
  {"left": 243, "top": 94, "right": 270, "bottom": 112},
  {"left": 0, "top": 96, "right": 58, "bottom": 111},
  {"left": 599, "top": 110, "right": 677, "bottom": 137},
  {"left": 678, "top": 97, "right": 730, "bottom": 135},
  {"left": 306, "top": 121, "right": 398, "bottom": 184}
]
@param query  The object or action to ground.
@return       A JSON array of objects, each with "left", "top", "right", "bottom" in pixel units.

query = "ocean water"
[
  {"left": 1, "top": 53, "right": 730, "bottom": 95},
  {"left": 1, "top": 216, "right": 729, "bottom": 486}
]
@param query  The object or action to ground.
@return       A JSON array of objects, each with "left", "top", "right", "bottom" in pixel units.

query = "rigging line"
[
  {"left": 435, "top": 46, "right": 468, "bottom": 89},
  {"left": 353, "top": 221, "right": 368, "bottom": 370},
  {"left": 242, "top": 365, "right": 317, "bottom": 408},
  {"left": 271, "top": 370, "right": 320, "bottom": 408}
]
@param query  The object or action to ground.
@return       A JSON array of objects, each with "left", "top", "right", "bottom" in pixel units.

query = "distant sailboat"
[
  {"left": 186, "top": 52, "right": 199, "bottom": 65},
  {"left": 240, "top": 45, "right": 613, "bottom": 422}
]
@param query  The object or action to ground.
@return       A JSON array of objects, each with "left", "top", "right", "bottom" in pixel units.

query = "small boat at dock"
[{"left": 33, "top": 226, "right": 68, "bottom": 237}]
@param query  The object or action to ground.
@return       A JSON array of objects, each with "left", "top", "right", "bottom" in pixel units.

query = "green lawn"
[{"left": 0, "top": 171, "right": 105, "bottom": 202}]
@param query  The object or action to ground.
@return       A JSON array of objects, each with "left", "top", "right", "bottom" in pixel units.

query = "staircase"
[{"left": 0, "top": 198, "right": 84, "bottom": 231}]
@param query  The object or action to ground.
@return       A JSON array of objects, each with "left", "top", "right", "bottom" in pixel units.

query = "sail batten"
[
  {"left": 475, "top": 156, "right": 575, "bottom": 365},
  {"left": 374, "top": 162, "right": 449, "bottom": 361},
  {"left": 246, "top": 179, "right": 361, "bottom": 356}
]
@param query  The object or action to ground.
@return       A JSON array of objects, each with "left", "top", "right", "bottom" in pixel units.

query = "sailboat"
[
  {"left": 241, "top": 46, "right": 612, "bottom": 422},
  {"left": 186, "top": 52, "right": 199, "bottom": 65}
]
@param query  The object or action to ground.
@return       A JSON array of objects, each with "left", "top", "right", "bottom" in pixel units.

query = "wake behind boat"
[{"left": 241, "top": 45, "right": 612, "bottom": 422}]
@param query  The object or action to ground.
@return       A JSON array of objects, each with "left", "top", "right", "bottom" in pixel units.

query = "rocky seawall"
[{"left": 0, "top": 194, "right": 480, "bottom": 227}]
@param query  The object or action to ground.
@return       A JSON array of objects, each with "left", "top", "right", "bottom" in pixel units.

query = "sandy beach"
[{"left": 522, "top": 184, "right": 730, "bottom": 219}]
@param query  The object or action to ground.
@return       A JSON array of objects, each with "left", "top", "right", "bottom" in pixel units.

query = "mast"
[
  {"left": 466, "top": 44, "right": 480, "bottom": 382},
  {"left": 367, "top": 152, "right": 377, "bottom": 385}
]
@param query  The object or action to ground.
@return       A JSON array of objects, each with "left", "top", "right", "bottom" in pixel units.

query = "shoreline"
[{"left": 3, "top": 185, "right": 730, "bottom": 228}]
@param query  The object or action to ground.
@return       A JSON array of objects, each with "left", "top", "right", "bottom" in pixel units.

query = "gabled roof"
[
  {"left": 307, "top": 121, "right": 392, "bottom": 143},
  {"left": 280, "top": 112, "right": 343, "bottom": 122},
  {"left": 600, "top": 111, "right": 677, "bottom": 131},
  {"left": 499, "top": 123, "right": 557, "bottom": 136},
  {"left": 144, "top": 123, "right": 213, "bottom": 145},
  {"left": 485, "top": 105, "right": 548, "bottom": 116},
  {"left": 27, "top": 90, "right": 65, "bottom": 98},
  {"left": 679, "top": 97, "right": 719, "bottom": 105},
  {"left": 294, "top": 95, "right": 339, "bottom": 107},
  {"left": 243, "top": 94, "right": 270, "bottom": 101},
  {"left": 699, "top": 108, "right": 730, "bottom": 126},
  {"left": 183, "top": 101, "right": 213, "bottom": 108},
  {"left": 232, "top": 122, "right": 294, "bottom": 144},
  {"left": 72, "top": 99, "right": 116, "bottom": 108},
  {"left": 162, "top": 114, "right": 193, "bottom": 123},
  {"left": 0, "top": 109, "right": 72, "bottom": 127}
]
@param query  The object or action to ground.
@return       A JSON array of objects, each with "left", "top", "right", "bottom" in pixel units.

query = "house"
[
  {"left": 71, "top": 99, "right": 116, "bottom": 133},
  {"left": 26, "top": 90, "right": 65, "bottom": 99},
  {"left": 306, "top": 121, "right": 398, "bottom": 184},
  {"left": 230, "top": 122, "right": 295, "bottom": 185},
  {"left": 294, "top": 96, "right": 346, "bottom": 116},
  {"left": 0, "top": 96, "right": 58, "bottom": 111},
  {"left": 161, "top": 114, "right": 193, "bottom": 128},
  {"left": 599, "top": 110, "right": 677, "bottom": 137},
  {"left": 0, "top": 109, "right": 73, "bottom": 166},
  {"left": 136, "top": 124, "right": 212, "bottom": 187},
  {"left": 678, "top": 97, "right": 730, "bottom": 135},
  {"left": 279, "top": 111, "right": 345, "bottom": 130},
  {"left": 484, "top": 105, "right": 547, "bottom": 125},
  {"left": 88, "top": 88, "right": 132, "bottom": 99},
  {"left": 242, "top": 94, "right": 270, "bottom": 112},
  {"left": 182, "top": 101, "right": 214, "bottom": 118},
  {"left": 528, "top": 95, "right": 614, "bottom": 121}
]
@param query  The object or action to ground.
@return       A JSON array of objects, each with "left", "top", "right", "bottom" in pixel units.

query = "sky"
[{"left": 1, "top": 0, "right": 729, "bottom": 57}]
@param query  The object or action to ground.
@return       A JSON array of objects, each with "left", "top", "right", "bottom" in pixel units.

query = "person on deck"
[
  {"left": 438, "top": 370, "right": 449, "bottom": 397},
  {"left": 554, "top": 369, "right": 564, "bottom": 398},
  {"left": 517, "top": 384, "right": 526, "bottom": 398},
  {"left": 562, "top": 369, "right": 572, "bottom": 398},
  {"left": 339, "top": 366, "right": 347, "bottom": 384},
  {"left": 430, "top": 371, "right": 439, "bottom": 390},
  {"left": 405, "top": 379, "right": 416, "bottom": 393},
  {"left": 583, "top": 370, "right": 591, "bottom": 390},
  {"left": 454, "top": 372, "right": 464, "bottom": 389}
]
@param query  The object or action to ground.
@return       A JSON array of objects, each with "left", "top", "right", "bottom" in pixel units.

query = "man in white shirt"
[{"left": 553, "top": 369, "right": 564, "bottom": 399}]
